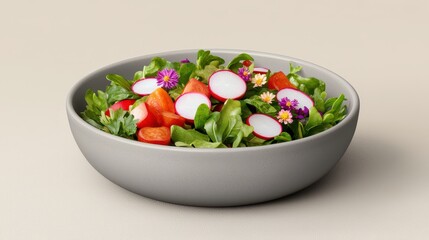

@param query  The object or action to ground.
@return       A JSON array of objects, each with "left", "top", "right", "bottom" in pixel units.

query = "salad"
[{"left": 81, "top": 50, "right": 347, "bottom": 148}]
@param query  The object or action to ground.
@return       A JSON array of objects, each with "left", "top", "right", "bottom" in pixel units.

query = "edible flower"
[
  {"left": 238, "top": 67, "right": 252, "bottom": 81},
  {"left": 295, "top": 106, "right": 310, "bottom": 119},
  {"left": 180, "top": 58, "right": 190, "bottom": 63},
  {"left": 277, "top": 109, "right": 293, "bottom": 124},
  {"left": 251, "top": 73, "right": 267, "bottom": 87},
  {"left": 279, "top": 97, "right": 298, "bottom": 110},
  {"left": 156, "top": 68, "right": 179, "bottom": 89},
  {"left": 260, "top": 92, "right": 275, "bottom": 104}
]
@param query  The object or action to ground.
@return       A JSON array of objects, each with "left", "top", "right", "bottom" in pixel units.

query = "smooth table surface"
[{"left": 1, "top": 0, "right": 428, "bottom": 239}]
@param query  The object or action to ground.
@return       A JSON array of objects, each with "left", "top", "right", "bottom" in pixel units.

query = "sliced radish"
[
  {"left": 208, "top": 70, "right": 247, "bottom": 102},
  {"left": 105, "top": 99, "right": 136, "bottom": 117},
  {"left": 131, "top": 78, "right": 160, "bottom": 96},
  {"left": 175, "top": 92, "right": 211, "bottom": 121},
  {"left": 246, "top": 114, "right": 282, "bottom": 140},
  {"left": 130, "top": 102, "right": 156, "bottom": 128},
  {"left": 253, "top": 67, "right": 269, "bottom": 75},
  {"left": 277, "top": 88, "right": 314, "bottom": 110}
]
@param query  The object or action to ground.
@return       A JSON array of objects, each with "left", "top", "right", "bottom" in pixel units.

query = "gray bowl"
[{"left": 66, "top": 49, "right": 359, "bottom": 207}]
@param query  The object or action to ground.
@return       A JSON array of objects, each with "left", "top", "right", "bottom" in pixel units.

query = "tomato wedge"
[
  {"left": 161, "top": 111, "right": 186, "bottom": 128},
  {"left": 268, "top": 71, "right": 296, "bottom": 90},
  {"left": 182, "top": 78, "right": 210, "bottom": 98},
  {"left": 137, "top": 126, "right": 171, "bottom": 145},
  {"left": 105, "top": 99, "right": 136, "bottom": 117},
  {"left": 145, "top": 88, "right": 175, "bottom": 124}
]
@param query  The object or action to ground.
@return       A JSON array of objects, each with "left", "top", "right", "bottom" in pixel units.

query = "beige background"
[{"left": 1, "top": 0, "right": 428, "bottom": 239}]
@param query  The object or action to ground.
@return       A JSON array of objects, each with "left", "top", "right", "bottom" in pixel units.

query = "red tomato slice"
[
  {"left": 268, "top": 71, "right": 297, "bottom": 90},
  {"left": 137, "top": 126, "right": 171, "bottom": 145},
  {"left": 182, "top": 78, "right": 210, "bottom": 98},
  {"left": 146, "top": 88, "right": 175, "bottom": 124},
  {"left": 105, "top": 99, "right": 136, "bottom": 116},
  {"left": 161, "top": 111, "right": 186, "bottom": 128}
]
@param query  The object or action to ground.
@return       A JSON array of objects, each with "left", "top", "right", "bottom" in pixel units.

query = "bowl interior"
[{"left": 69, "top": 49, "right": 359, "bottom": 141}]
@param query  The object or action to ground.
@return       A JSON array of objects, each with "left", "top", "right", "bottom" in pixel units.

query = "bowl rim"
[{"left": 66, "top": 49, "right": 359, "bottom": 153}]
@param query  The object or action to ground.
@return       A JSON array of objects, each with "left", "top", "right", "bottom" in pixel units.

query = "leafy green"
[
  {"left": 178, "top": 63, "right": 196, "bottom": 85},
  {"left": 168, "top": 84, "right": 184, "bottom": 101},
  {"left": 106, "top": 74, "right": 132, "bottom": 91},
  {"left": 203, "top": 99, "right": 253, "bottom": 147},
  {"left": 194, "top": 62, "right": 220, "bottom": 83},
  {"left": 227, "top": 53, "right": 254, "bottom": 72},
  {"left": 194, "top": 50, "right": 225, "bottom": 83},
  {"left": 171, "top": 125, "right": 210, "bottom": 144},
  {"left": 99, "top": 108, "right": 137, "bottom": 139},
  {"left": 170, "top": 125, "right": 226, "bottom": 148},
  {"left": 106, "top": 84, "right": 139, "bottom": 105},
  {"left": 133, "top": 71, "right": 143, "bottom": 81},
  {"left": 287, "top": 63, "right": 325, "bottom": 95},
  {"left": 243, "top": 95, "right": 278, "bottom": 116},
  {"left": 194, "top": 104, "right": 211, "bottom": 130},
  {"left": 305, "top": 107, "right": 323, "bottom": 131},
  {"left": 81, "top": 89, "right": 108, "bottom": 128},
  {"left": 274, "top": 132, "right": 292, "bottom": 142},
  {"left": 142, "top": 57, "right": 167, "bottom": 77},
  {"left": 196, "top": 50, "right": 225, "bottom": 69}
]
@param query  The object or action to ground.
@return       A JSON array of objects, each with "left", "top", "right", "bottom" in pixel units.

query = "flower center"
[
  {"left": 286, "top": 101, "right": 291, "bottom": 107},
  {"left": 280, "top": 111, "right": 290, "bottom": 120},
  {"left": 243, "top": 71, "right": 248, "bottom": 76},
  {"left": 163, "top": 75, "right": 170, "bottom": 82},
  {"left": 256, "top": 78, "right": 262, "bottom": 85}
]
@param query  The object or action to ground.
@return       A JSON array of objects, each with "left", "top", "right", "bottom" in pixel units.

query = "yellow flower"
[
  {"left": 251, "top": 73, "right": 267, "bottom": 87},
  {"left": 260, "top": 92, "right": 275, "bottom": 104}
]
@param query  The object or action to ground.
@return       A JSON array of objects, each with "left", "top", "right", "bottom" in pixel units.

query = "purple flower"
[
  {"left": 180, "top": 58, "right": 190, "bottom": 63},
  {"left": 294, "top": 106, "right": 309, "bottom": 119},
  {"left": 279, "top": 97, "right": 299, "bottom": 110},
  {"left": 156, "top": 68, "right": 179, "bottom": 89},
  {"left": 238, "top": 67, "right": 252, "bottom": 81}
]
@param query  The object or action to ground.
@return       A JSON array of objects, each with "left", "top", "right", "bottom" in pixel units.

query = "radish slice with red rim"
[
  {"left": 175, "top": 92, "right": 211, "bottom": 121},
  {"left": 276, "top": 88, "right": 314, "bottom": 110},
  {"left": 131, "top": 78, "right": 160, "bottom": 96},
  {"left": 253, "top": 67, "right": 269, "bottom": 74},
  {"left": 208, "top": 70, "right": 247, "bottom": 102},
  {"left": 246, "top": 114, "right": 282, "bottom": 140}
]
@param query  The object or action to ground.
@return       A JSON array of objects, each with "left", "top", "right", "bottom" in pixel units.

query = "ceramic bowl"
[{"left": 66, "top": 49, "right": 359, "bottom": 207}]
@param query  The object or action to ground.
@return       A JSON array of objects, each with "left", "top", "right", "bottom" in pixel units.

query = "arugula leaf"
[
  {"left": 227, "top": 53, "right": 254, "bottom": 72},
  {"left": 178, "top": 62, "right": 196, "bottom": 85},
  {"left": 194, "top": 104, "right": 211, "bottom": 131},
  {"left": 99, "top": 108, "right": 137, "bottom": 139},
  {"left": 106, "top": 74, "right": 132, "bottom": 91}
]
